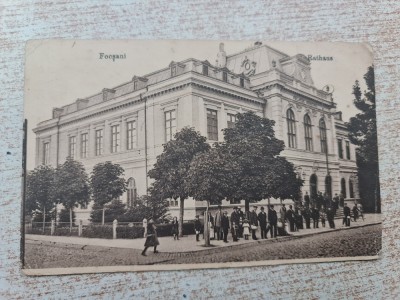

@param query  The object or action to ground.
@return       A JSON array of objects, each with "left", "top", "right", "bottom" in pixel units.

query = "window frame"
[
  {"left": 337, "top": 139, "right": 343, "bottom": 159},
  {"left": 286, "top": 109, "right": 296, "bottom": 148},
  {"left": 304, "top": 114, "right": 313, "bottom": 151},
  {"left": 80, "top": 133, "right": 88, "bottom": 158},
  {"left": 43, "top": 142, "right": 50, "bottom": 165},
  {"left": 126, "top": 120, "right": 137, "bottom": 150},
  {"left": 319, "top": 119, "right": 328, "bottom": 153},
  {"left": 68, "top": 136, "right": 76, "bottom": 159},
  {"left": 345, "top": 141, "right": 351, "bottom": 160},
  {"left": 111, "top": 124, "right": 120, "bottom": 153},
  {"left": 95, "top": 129, "right": 104, "bottom": 156},
  {"left": 207, "top": 109, "right": 218, "bottom": 141},
  {"left": 165, "top": 109, "right": 177, "bottom": 142}
]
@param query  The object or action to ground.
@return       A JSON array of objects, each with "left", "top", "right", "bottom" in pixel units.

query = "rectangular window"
[
  {"left": 337, "top": 139, "right": 343, "bottom": 159},
  {"left": 171, "top": 65, "right": 177, "bottom": 77},
  {"left": 227, "top": 113, "right": 236, "bottom": 129},
  {"left": 346, "top": 141, "right": 351, "bottom": 160},
  {"left": 111, "top": 125, "right": 120, "bottom": 153},
  {"left": 43, "top": 142, "right": 50, "bottom": 165},
  {"left": 202, "top": 65, "right": 208, "bottom": 76},
  {"left": 126, "top": 121, "right": 136, "bottom": 150},
  {"left": 165, "top": 110, "right": 176, "bottom": 142},
  {"left": 223, "top": 72, "right": 228, "bottom": 82},
  {"left": 80, "top": 133, "right": 88, "bottom": 158},
  {"left": 133, "top": 81, "right": 137, "bottom": 91},
  {"left": 207, "top": 109, "right": 218, "bottom": 141},
  {"left": 95, "top": 129, "right": 103, "bottom": 156},
  {"left": 240, "top": 77, "right": 244, "bottom": 87},
  {"left": 69, "top": 136, "right": 76, "bottom": 159}
]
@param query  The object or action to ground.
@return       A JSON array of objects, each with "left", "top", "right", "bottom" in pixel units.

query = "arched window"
[
  {"left": 310, "top": 174, "right": 318, "bottom": 200},
  {"left": 287, "top": 108, "right": 296, "bottom": 148},
  {"left": 349, "top": 179, "right": 354, "bottom": 198},
  {"left": 304, "top": 114, "right": 313, "bottom": 151},
  {"left": 341, "top": 178, "right": 347, "bottom": 198},
  {"left": 319, "top": 118, "right": 327, "bottom": 153},
  {"left": 127, "top": 178, "right": 137, "bottom": 207},
  {"left": 325, "top": 175, "right": 332, "bottom": 199}
]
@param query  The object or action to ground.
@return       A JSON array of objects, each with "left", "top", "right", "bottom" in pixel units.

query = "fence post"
[
  {"left": 113, "top": 219, "right": 118, "bottom": 239},
  {"left": 50, "top": 220, "right": 55, "bottom": 236},
  {"left": 78, "top": 219, "right": 83, "bottom": 237}
]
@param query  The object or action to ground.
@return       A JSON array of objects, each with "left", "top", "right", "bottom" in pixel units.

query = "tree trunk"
[
  {"left": 69, "top": 207, "right": 72, "bottom": 233},
  {"left": 42, "top": 205, "right": 46, "bottom": 233},
  {"left": 204, "top": 201, "right": 210, "bottom": 247},
  {"left": 102, "top": 207, "right": 105, "bottom": 225},
  {"left": 179, "top": 198, "right": 184, "bottom": 237},
  {"left": 245, "top": 199, "right": 249, "bottom": 213}
]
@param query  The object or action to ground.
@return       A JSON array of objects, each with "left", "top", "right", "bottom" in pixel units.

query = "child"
[
  {"left": 231, "top": 221, "right": 238, "bottom": 242},
  {"left": 242, "top": 218, "right": 250, "bottom": 240},
  {"left": 194, "top": 215, "right": 202, "bottom": 242}
]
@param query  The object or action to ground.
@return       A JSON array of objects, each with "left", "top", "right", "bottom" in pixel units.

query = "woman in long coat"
[
  {"left": 141, "top": 219, "right": 159, "bottom": 256},
  {"left": 171, "top": 216, "right": 179, "bottom": 240}
]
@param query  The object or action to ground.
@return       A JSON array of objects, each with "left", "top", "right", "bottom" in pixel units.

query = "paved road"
[{"left": 25, "top": 224, "right": 381, "bottom": 269}]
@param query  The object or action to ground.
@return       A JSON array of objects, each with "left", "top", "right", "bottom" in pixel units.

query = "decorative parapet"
[
  {"left": 52, "top": 107, "right": 64, "bottom": 118},
  {"left": 102, "top": 88, "right": 116, "bottom": 102}
]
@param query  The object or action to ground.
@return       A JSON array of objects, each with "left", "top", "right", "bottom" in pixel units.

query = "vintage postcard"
[{"left": 22, "top": 40, "right": 381, "bottom": 275}]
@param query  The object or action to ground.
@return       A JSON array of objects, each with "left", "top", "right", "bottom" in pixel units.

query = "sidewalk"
[{"left": 26, "top": 213, "right": 381, "bottom": 253}]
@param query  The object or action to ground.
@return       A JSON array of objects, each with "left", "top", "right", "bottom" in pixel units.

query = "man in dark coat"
[
  {"left": 326, "top": 207, "right": 335, "bottom": 228},
  {"left": 194, "top": 215, "right": 202, "bottom": 241},
  {"left": 311, "top": 206, "right": 320, "bottom": 228},
  {"left": 286, "top": 205, "right": 296, "bottom": 232},
  {"left": 304, "top": 192, "right": 310, "bottom": 208},
  {"left": 343, "top": 203, "right": 351, "bottom": 226},
  {"left": 268, "top": 205, "right": 278, "bottom": 238},
  {"left": 230, "top": 207, "right": 240, "bottom": 241},
  {"left": 237, "top": 207, "right": 244, "bottom": 238},
  {"left": 258, "top": 206, "right": 268, "bottom": 239},
  {"left": 249, "top": 206, "right": 259, "bottom": 240},
  {"left": 221, "top": 211, "right": 230, "bottom": 243},
  {"left": 302, "top": 205, "right": 311, "bottom": 229},
  {"left": 214, "top": 205, "right": 223, "bottom": 241}
]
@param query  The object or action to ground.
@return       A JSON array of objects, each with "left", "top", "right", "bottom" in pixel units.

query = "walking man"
[
  {"left": 286, "top": 205, "right": 296, "bottom": 232},
  {"left": 258, "top": 206, "right": 268, "bottom": 239},
  {"left": 343, "top": 203, "right": 351, "bottom": 226},
  {"left": 280, "top": 204, "right": 287, "bottom": 232},
  {"left": 230, "top": 206, "right": 240, "bottom": 242},
  {"left": 311, "top": 206, "right": 320, "bottom": 228}
]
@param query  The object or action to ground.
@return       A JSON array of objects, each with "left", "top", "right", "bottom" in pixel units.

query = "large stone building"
[{"left": 33, "top": 42, "right": 359, "bottom": 223}]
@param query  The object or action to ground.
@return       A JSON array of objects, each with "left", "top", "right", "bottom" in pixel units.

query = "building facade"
[{"left": 33, "top": 42, "right": 359, "bottom": 223}]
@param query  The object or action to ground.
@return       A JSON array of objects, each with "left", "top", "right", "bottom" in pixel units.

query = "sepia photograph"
[{"left": 22, "top": 40, "right": 381, "bottom": 275}]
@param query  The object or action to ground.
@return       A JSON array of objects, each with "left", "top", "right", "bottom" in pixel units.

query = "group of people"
[{"left": 140, "top": 195, "right": 365, "bottom": 255}]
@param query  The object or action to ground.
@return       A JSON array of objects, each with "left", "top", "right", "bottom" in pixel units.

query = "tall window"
[
  {"left": 341, "top": 178, "right": 347, "bottom": 198},
  {"left": 349, "top": 179, "right": 354, "bottom": 198},
  {"left": 69, "top": 136, "right": 76, "bottom": 159},
  {"left": 337, "top": 139, "right": 343, "bottom": 159},
  {"left": 286, "top": 109, "right": 296, "bottom": 148},
  {"left": 127, "top": 178, "right": 137, "bottom": 207},
  {"left": 227, "top": 113, "right": 236, "bottom": 129},
  {"left": 222, "top": 71, "right": 228, "bottom": 82},
  {"left": 319, "top": 119, "right": 327, "bottom": 153},
  {"left": 95, "top": 129, "right": 103, "bottom": 156},
  {"left": 325, "top": 175, "right": 332, "bottom": 198},
  {"left": 202, "top": 65, "right": 208, "bottom": 76},
  {"left": 346, "top": 141, "right": 351, "bottom": 160},
  {"left": 43, "top": 142, "right": 50, "bottom": 165},
  {"left": 310, "top": 174, "right": 318, "bottom": 200},
  {"left": 207, "top": 109, "right": 218, "bottom": 141},
  {"left": 111, "top": 125, "right": 120, "bottom": 153},
  {"left": 165, "top": 110, "right": 176, "bottom": 142},
  {"left": 127, "top": 121, "right": 136, "bottom": 150},
  {"left": 80, "top": 133, "right": 88, "bottom": 158},
  {"left": 304, "top": 114, "right": 313, "bottom": 151}
]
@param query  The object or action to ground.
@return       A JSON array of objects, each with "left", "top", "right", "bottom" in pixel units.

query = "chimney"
[{"left": 254, "top": 41, "right": 262, "bottom": 46}]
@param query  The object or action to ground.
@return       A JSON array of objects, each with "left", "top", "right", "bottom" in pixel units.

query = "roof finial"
[{"left": 216, "top": 42, "right": 227, "bottom": 68}]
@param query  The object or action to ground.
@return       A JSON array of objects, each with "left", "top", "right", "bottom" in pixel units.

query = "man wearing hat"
[
  {"left": 221, "top": 211, "right": 230, "bottom": 243},
  {"left": 258, "top": 206, "right": 268, "bottom": 239},
  {"left": 249, "top": 205, "right": 259, "bottom": 240},
  {"left": 230, "top": 206, "right": 240, "bottom": 242},
  {"left": 214, "top": 205, "right": 223, "bottom": 241}
]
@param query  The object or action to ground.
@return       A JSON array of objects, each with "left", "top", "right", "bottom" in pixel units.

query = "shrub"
[{"left": 82, "top": 224, "right": 113, "bottom": 239}]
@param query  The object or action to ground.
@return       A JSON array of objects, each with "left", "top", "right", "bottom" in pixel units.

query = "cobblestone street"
[{"left": 25, "top": 223, "right": 381, "bottom": 269}]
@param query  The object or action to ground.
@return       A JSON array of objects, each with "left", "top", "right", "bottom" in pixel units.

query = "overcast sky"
[{"left": 24, "top": 40, "right": 373, "bottom": 170}]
